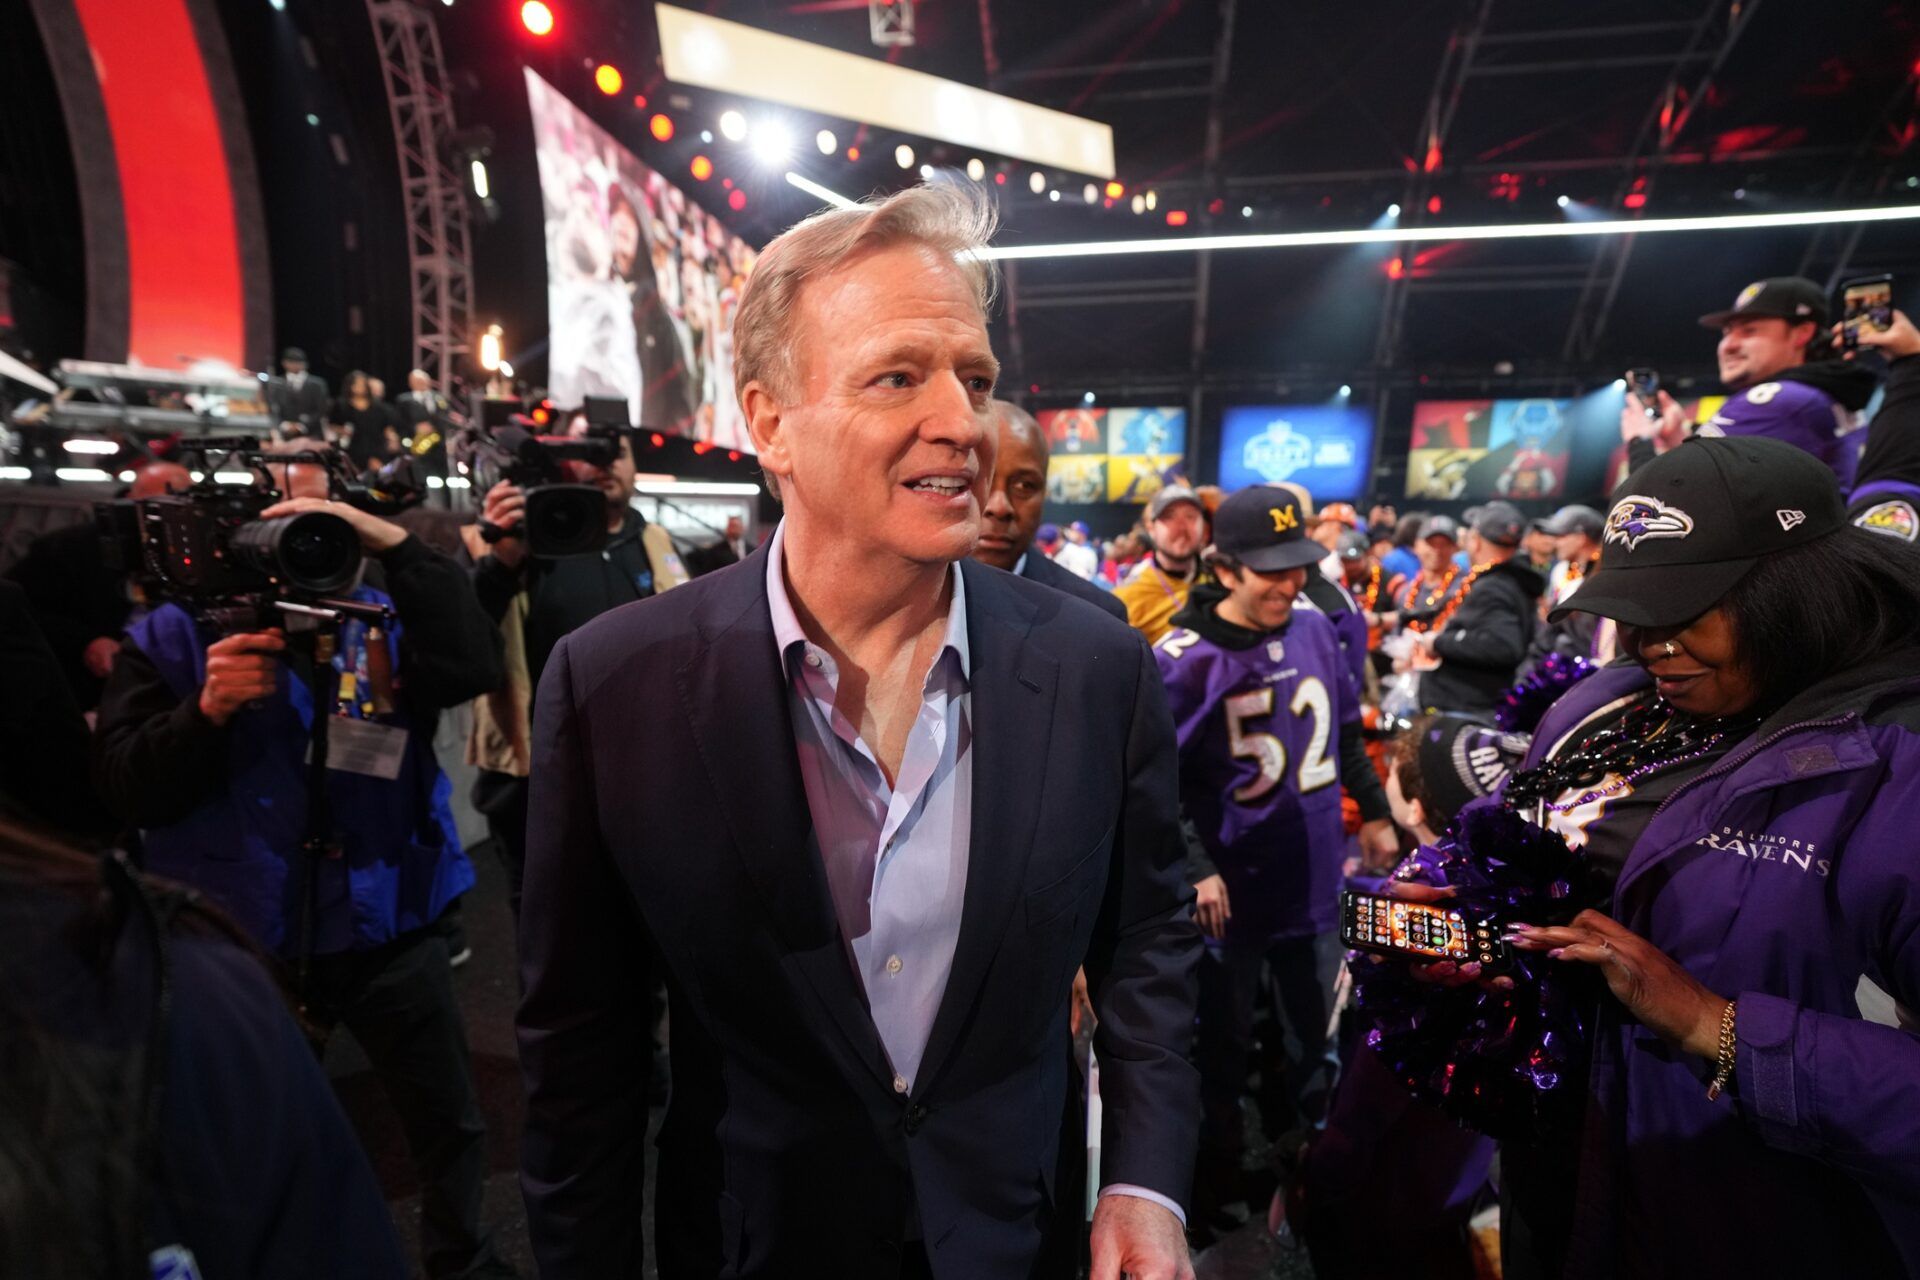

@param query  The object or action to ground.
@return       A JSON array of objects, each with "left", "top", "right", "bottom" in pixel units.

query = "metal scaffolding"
[{"left": 367, "top": 0, "right": 472, "bottom": 395}]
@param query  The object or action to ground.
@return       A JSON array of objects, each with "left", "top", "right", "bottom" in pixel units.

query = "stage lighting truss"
[{"left": 869, "top": 0, "right": 914, "bottom": 48}]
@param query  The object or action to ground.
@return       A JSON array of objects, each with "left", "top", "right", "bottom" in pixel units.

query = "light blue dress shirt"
[{"left": 765, "top": 524, "right": 1183, "bottom": 1224}]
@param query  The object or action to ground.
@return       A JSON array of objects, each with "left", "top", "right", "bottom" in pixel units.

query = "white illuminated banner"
[
  {"left": 975, "top": 203, "right": 1920, "bottom": 261},
  {"left": 656, "top": 4, "right": 1115, "bottom": 178}
]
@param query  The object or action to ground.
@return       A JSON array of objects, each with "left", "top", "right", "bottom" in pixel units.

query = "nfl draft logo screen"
[{"left": 1604, "top": 495, "right": 1695, "bottom": 551}]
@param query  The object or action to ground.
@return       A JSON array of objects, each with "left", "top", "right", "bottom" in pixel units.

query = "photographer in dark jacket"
[
  {"left": 1842, "top": 307, "right": 1920, "bottom": 541},
  {"left": 1411, "top": 501, "right": 1544, "bottom": 716},
  {"left": 93, "top": 456, "right": 515, "bottom": 1280}
]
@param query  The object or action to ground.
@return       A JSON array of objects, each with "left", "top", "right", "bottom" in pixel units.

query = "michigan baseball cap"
[
  {"left": 1149, "top": 484, "right": 1205, "bottom": 522},
  {"left": 1698, "top": 277, "right": 1828, "bottom": 331},
  {"left": 1549, "top": 435, "right": 1844, "bottom": 628},
  {"left": 1472, "top": 501, "right": 1526, "bottom": 548},
  {"left": 1537, "top": 503, "right": 1604, "bottom": 539},
  {"left": 1211, "top": 485, "right": 1328, "bottom": 573}
]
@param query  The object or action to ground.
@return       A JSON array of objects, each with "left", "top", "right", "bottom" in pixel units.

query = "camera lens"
[
  {"left": 523, "top": 484, "right": 609, "bottom": 558},
  {"left": 229, "top": 512, "right": 363, "bottom": 593}
]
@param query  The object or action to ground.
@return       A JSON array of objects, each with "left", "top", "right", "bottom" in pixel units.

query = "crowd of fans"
[{"left": 3, "top": 212, "right": 1919, "bottom": 1280}]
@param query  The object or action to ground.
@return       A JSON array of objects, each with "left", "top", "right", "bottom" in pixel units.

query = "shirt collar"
[
  {"left": 1012, "top": 551, "right": 1028, "bottom": 577},
  {"left": 765, "top": 521, "right": 971, "bottom": 681}
]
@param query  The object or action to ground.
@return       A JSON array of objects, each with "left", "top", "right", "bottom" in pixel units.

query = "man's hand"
[
  {"left": 482, "top": 480, "right": 528, "bottom": 571},
  {"left": 258, "top": 496, "right": 408, "bottom": 554},
  {"left": 198, "top": 629, "right": 286, "bottom": 726},
  {"left": 1367, "top": 503, "right": 1397, "bottom": 530},
  {"left": 1090, "top": 1194, "right": 1192, "bottom": 1280},
  {"left": 1357, "top": 818, "right": 1401, "bottom": 873},
  {"left": 1192, "top": 874, "right": 1231, "bottom": 940},
  {"left": 84, "top": 635, "right": 121, "bottom": 679},
  {"left": 1621, "top": 386, "right": 1687, "bottom": 452}
]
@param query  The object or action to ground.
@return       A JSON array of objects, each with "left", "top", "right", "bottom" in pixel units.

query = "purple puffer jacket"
[{"left": 1497, "top": 657, "right": 1920, "bottom": 1277}]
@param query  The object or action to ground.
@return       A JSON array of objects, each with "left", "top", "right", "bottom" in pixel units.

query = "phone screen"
[
  {"left": 1842, "top": 277, "right": 1894, "bottom": 339},
  {"left": 1340, "top": 891, "right": 1505, "bottom": 965}
]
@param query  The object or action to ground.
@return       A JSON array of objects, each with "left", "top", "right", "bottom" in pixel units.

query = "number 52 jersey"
[{"left": 1154, "top": 606, "right": 1356, "bottom": 941}]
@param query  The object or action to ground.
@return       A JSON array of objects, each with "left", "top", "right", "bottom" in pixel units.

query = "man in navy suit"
[
  {"left": 974, "top": 399, "right": 1128, "bottom": 623},
  {"left": 518, "top": 184, "right": 1201, "bottom": 1279}
]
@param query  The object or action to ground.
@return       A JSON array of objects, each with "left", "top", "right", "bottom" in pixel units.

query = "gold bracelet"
[{"left": 1706, "top": 999, "right": 1737, "bottom": 1101}]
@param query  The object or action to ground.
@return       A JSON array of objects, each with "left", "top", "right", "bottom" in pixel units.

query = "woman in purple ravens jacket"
[{"left": 1427, "top": 437, "right": 1920, "bottom": 1278}]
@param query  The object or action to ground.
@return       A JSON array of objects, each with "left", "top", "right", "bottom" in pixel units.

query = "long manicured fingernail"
[
  {"left": 1490, "top": 976, "right": 1516, "bottom": 991},
  {"left": 1548, "top": 947, "right": 1567, "bottom": 959},
  {"left": 1459, "top": 962, "right": 1482, "bottom": 977}
]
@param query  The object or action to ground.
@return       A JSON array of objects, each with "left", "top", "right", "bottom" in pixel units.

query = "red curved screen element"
[{"left": 71, "top": 0, "right": 244, "bottom": 370}]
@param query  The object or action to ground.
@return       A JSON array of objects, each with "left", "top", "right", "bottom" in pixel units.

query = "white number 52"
[{"left": 1224, "top": 677, "right": 1336, "bottom": 803}]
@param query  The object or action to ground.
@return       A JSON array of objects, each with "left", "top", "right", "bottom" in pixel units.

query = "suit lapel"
[
  {"left": 673, "top": 547, "right": 895, "bottom": 1090},
  {"left": 916, "top": 561, "right": 1058, "bottom": 1094}
]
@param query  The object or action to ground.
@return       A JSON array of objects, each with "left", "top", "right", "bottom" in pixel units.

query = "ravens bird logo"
[{"left": 1604, "top": 495, "right": 1694, "bottom": 552}]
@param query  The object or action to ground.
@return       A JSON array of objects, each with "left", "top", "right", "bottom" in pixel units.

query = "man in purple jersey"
[
  {"left": 1624, "top": 277, "right": 1878, "bottom": 490},
  {"left": 1152, "top": 485, "right": 1394, "bottom": 1234}
]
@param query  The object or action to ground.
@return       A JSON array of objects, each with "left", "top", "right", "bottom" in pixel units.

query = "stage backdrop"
[
  {"left": 1036, "top": 407, "right": 1188, "bottom": 505},
  {"left": 526, "top": 69, "right": 757, "bottom": 451},
  {"left": 1216, "top": 404, "right": 1372, "bottom": 501}
]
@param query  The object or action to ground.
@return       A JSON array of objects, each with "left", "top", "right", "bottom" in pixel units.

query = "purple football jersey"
[
  {"left": 1704, "top": 379, "right": 1861, "bottom": 491},
  {"left": 1154, "top": 607, "right": 1355, "bottom": 941}
]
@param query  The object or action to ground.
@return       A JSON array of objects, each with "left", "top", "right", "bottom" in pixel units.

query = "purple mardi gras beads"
[
  {"left": 1495, "top": 653, "right": 1597, "bottom": 735},
  {"left": 1351, "top": 804, "right": 1592, "bottom": 1141}
]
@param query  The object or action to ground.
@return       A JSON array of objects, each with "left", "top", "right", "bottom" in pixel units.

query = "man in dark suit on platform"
[
  {"left": 518, "top": 184, "right": 1201, "bottom": 1280},
  {"left": 973, "top": 399, "right": 1127, "bottom": 622},
  {"left": 265, "top": 346, "right": 329, "bottom": 437}
]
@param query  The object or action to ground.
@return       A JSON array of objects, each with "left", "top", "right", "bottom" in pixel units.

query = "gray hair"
[{"left": 733, "top": 182, "right": 1000, "bottom": 405}]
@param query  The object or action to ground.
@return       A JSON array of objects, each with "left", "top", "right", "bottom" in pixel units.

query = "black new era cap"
[
  {"left": 1549, "top": 436, "right": 1844, "bottom": 628},
  {"left": 1698, "top": 277, "right": 1828, "bottom": 331},
  {"left": 1211, "top": 485, "right": 1327, "bottom": 573}
]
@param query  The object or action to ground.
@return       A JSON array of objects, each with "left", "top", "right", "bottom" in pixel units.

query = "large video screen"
[
  {"left": 1037, "top": 407, "right": 1188, "bottom": 504},
  {"left": 1216, "top": 405, "right": 1372, "bottom": 500},
  {"left": 1405, "top": 398, "right": 1576, "bottom": 501},
  {"left": 525, "top": 69, "right": 757, "bottom": 451}
]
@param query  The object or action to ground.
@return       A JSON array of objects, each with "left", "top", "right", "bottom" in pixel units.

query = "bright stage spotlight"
[
  {"left": 719, "top": 110, "right": 748, "bottom": 142},
  {"left": 1028, "top": 171, "right": 1046, "bottom": 195},
  {"left": 895, "top": 143, "right": 915, "bottom": 169},
  {"left": 594, "top": 64, "right": 623, "bottom": 96},
  {"left": 966, "top": 157, "right": 986, "bottom": 181},
  {"left": 750, "top": 120, "right": 792, "bottom": 165},
  {"left": 520, "top": 1, "right": 553, "bottom": 36},
  {"left": 816, "top": 129, "right": 837, "bottom": 155}
]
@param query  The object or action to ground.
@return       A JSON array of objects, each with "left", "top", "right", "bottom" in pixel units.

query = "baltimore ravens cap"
[
  {"left": 1211, "top": 485, "right": 1328, "bottom": 573},
  {"left": 1549, "top": 436, "right": 1844, "bottom": 628},
  {"left": 1698, "top": 276, "right": 1828, "bottom": 331}
]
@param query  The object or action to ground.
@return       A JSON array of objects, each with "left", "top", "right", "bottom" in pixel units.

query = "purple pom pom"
[{"left": 1495, "top": 653, "right": 1597, "bottom": 734}]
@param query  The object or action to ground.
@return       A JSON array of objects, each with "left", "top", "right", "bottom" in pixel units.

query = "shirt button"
[
  {"left": 885, "top": 954, "right": 903, "bottom": 975},
  {"left": 804, "top": 651, "right": 823, "bottom": 669},
  {"left": 893, "top": 1074, "right": 909, "bottom": 1094}
]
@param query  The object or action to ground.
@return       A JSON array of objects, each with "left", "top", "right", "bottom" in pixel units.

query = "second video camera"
[{"left": 482, "top": 424, "right": 619, "bottom": 558}]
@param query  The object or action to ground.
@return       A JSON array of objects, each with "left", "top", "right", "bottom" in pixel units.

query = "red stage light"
[
  {"left": 1165, "top": 210, "right": 1188, "bottom": 227},
  {"left": 1207, "top": 198, "right": 1224, "bottom": 215},
  {"left": 846, "top": 145, "right": 861, "bottom": 162},
  {"left": 632, "top": 93, "right": 647, "bottom": 110},
  {"left": 1426, "top": 195, "right": 1443, "bottom": 214},
  {"left": 649, "top": 114, "right": 674, "bottom": 142},
  {"left": 1104, "top": 181, "right": 1124, "bottom": 198},
  {"left": 693, "top": 441, "right": 714, "bottom": 455},
  {"left": 728, "top": 189, "right": 747, "bottom": 211},
  {"left": 994, "top": 171, "right": 1006, "bottom": 185},
  {"left": 722, "top": 178, "right": 732, "bottom": 189},
  {"left": 520, "top": 1, "right": 553, "bottom": 36},
  {"left": 532, "top": 406, "right": 550, "bottom": 424},
  {"left": 594, "top": 64, "right": 622, "bottom": 96},
  {"left": 1624, "top": 192, "right": 1647, "bottom": 209},
  {"left": 1385, "top": 258, "right": 1405, "bottom": 280},
  {"left": 1423, "top": 141, "right": 1442, "bottom": 173},
  {"left": 727, "top": 450, "right": 741, "bottom": 462},
  {"left": 690, "top": 155, "right": 713, "bottom": 181},
  {"left": 651, "top": 433, "right": 665, "bottom": 448}
]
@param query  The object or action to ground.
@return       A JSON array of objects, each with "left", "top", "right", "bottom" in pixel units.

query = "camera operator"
[
  {"left": 92, "top": 454, "right": 515, "bottom": 1280},
  {"left": 1838, "top": 307, "right": 1920, "bottom": 541},
  {"left": 1624, "top": 277, "right": 1878, "bottom": 489},
  {"left": 469, "top": 425, "right": 687, "bottom": 915}
]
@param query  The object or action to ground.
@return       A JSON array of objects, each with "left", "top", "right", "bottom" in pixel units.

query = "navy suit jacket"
[
  {"left": 1018, "top": 549, "right": 1128, "bottom": 623},
  {"left": 517, "top": 541, "right": 1201, "bottom": 1279}
]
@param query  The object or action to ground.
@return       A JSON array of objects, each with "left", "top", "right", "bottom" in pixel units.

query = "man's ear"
[{"left": 742, "top": 381, "right": 792, "bottom": 486}]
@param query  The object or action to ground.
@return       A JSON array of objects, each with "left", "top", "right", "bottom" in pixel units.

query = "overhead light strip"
[
  {"left": 784, "top": 171, "right": 861, "bottom": 210},
  {"left": 975, "top": 203, "right": 1920, "bottom": 262}
]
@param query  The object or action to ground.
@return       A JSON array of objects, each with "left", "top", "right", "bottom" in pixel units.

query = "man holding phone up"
[
  {"left": 1151, "top": 486, "right": 1394, "bottom": 1235},
  {"left": 1622, "top": 276, "right": 1878, "bottom": 490}
]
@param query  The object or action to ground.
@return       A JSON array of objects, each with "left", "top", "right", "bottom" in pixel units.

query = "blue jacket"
[
  {"left": 1499, "top": 657, "right": 1920, "bottom": 1277},
  {"left": 125, "top": 597, "right": 471, "bottom": 955}
]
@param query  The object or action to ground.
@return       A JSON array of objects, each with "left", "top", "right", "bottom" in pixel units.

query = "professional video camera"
[
  {"left": 471, "top": 418, "right": 621, "bottom": 558},
  {"left": 96, "top": 437, "right": 397, "bottom": 631}
]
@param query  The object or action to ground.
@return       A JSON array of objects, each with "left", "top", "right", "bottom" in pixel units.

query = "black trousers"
[
  {"left": 306, "top": 923, "right": 496, "bottom": 1279},
  {"left": 472, "top": 769, "right": 529, "bottom": 920},
  {"left": 1197, "top": 930, "right": 1345, "bottom": 1159}
]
